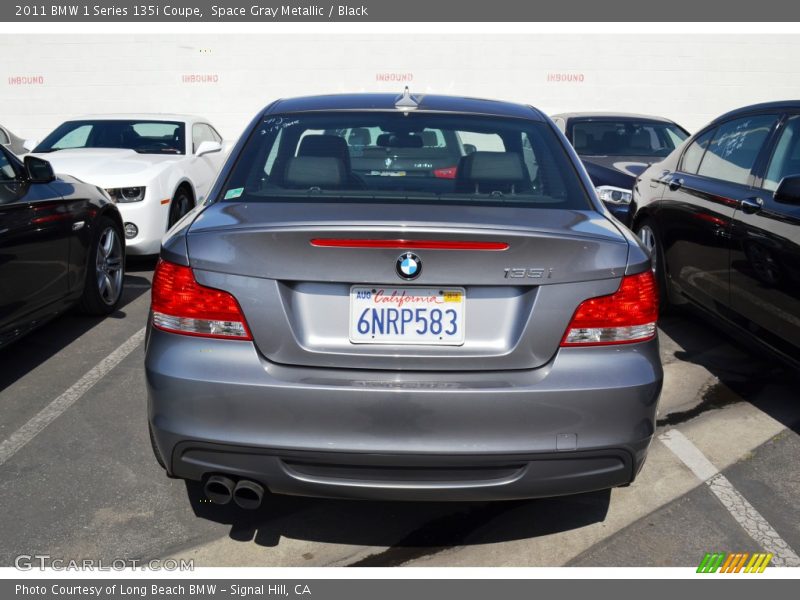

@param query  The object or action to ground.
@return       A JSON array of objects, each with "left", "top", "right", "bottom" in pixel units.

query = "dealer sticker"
[{"left": 224, "top": 187, "right": 244, "bottom": 200}]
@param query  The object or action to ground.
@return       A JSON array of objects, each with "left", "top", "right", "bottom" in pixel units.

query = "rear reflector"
[
  {"left": 561, "top": 271, "right": 658, "bottom": 346},
  {"left": 151, "top": 259, "right": 252, "bottom": 340},
  {"left": 310, "top": 239, "right": 509, "bottom": 251},
  {"left": 433, "top": 166, "right": 458, "bottom": 179}
]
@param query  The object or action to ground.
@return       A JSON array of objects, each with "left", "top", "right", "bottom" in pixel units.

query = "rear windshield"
[
  {"left": 35, "top": 120, "right": 186, "bottom": 155},
  {"left": 220, "top": 112, "right": 590, "bottom": 209},
  {"left": 571, "top": 120, "right": 688, "bottom": 157}
]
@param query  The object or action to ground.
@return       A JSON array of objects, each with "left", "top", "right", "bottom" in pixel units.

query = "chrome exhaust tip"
[
  {"left": 203, "top": 474, "right": 235, "bottom": 505},
  {"left": 232, "top": 479, "right": 265, "bottom": 510}
]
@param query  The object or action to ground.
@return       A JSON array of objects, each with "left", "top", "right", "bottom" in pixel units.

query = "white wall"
[{"left": 3, "top": 34, "right": 800, "bottom": 143}]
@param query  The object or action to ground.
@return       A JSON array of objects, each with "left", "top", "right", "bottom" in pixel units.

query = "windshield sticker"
[
  {"left": 224, "top": 187, "right": 244, "bottom": 200},
  {"left": 262, "top": 117, "right": 300, "bottom": 134}
]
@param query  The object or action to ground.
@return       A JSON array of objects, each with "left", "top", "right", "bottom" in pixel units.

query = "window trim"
[
  {"left": 192, "top": 123, "right": 223, "bottom": 153},
  {"left": 677, "top": 126, "right": 716, "bottom": 175},
  {"left": 752, "top": 112, "right": 800, "bottom": 192},
  {"left": 0, "top": 145, "right": 22, "bottom": 183},
  {"left": 677, "top": 112, "right": 781, "bottom": 188}
]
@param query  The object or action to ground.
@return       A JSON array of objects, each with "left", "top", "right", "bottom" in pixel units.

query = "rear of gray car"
[{"left": 145, "top": 93, "right": 662, "bottom": 508}]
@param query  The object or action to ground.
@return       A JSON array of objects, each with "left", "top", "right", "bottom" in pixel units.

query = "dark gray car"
[
  {"left": 145, "top": 92, "right": 663, "bottom": 509},
  {"left": 552, "top": 113, "right": 689, "bottom": 226}
]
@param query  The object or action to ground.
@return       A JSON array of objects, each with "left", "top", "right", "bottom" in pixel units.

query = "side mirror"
[
  {"left": 774, "top": 175, "right": 800, "bottom": 205},
  {"left": 463, "top": 143, "right": 477, "bottom": 155},
  {"left": 24, "top": 155, "right": 55, "bottom": 183},
  {"left": 195, "top": 140, "right": 222, "bottom": 157},
  {"left": 23, "top": 139, "right": 39, "bottom": 152}
]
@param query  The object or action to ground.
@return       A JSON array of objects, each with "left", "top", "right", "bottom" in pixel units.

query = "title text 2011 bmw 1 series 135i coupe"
[{"left": 145, "top": 91, "right": 663, "bottom": 509}]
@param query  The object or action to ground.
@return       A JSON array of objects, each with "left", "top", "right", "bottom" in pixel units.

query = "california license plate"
[{"left": 349, "top": 286, "right": 466, "bottom": 345}]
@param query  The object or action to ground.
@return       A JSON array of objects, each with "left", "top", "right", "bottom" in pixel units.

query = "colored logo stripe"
[
  {"left": 697, "top": 552, "right": 726, "bottom": 573},
  {"left": 745, "top": 553, "right": 773, "bottom": 573},
  {"left": 697, "top": 552, "right": 773, "bottom": 573}
]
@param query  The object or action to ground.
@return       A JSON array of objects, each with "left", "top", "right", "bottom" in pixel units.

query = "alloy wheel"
[{"left": 95, "top": 226, "right": 124, "bottom": 306}]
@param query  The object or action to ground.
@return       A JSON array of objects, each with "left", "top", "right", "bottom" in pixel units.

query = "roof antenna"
[{"left": 394, "top": 86, "right": 419, "bottom": 112}]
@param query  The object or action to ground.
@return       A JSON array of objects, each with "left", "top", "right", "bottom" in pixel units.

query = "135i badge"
[{"left": 503, "top": 267, "right": 554, "bottom": 279}]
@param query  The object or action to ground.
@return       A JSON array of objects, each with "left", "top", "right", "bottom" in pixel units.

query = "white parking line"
[
  {"left": 0, "top": 327, "right": 146, "bottom": 468},
  {"left": 659, "top": 429, "right": 800, "bottom": 567}
]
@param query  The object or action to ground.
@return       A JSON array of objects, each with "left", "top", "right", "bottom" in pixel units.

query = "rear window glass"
[
  {"left": 571, "top": 120, "right": 688, "bottom": 157},
  {"left": 220, "top": 112, "right": 590, "bottom": 209}
]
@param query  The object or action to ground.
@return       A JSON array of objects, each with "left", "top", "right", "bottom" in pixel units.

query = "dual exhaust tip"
[{"left": 203, "top": 475, "right": 264, "bottom": 509}]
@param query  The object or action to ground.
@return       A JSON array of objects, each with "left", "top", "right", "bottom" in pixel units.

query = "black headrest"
[
  {"left": 284, "top": 156, "right": 346, "bottom": 189},
  {"left": 298, "top": 135, "right": 351, "bottom": 169},
  {"left": 420, "top": 131, "right": 438, "bottom": 147},
  {"left": 600, "top": 131, "right": 623, "bottom": 153},
  {"left": 348, "top": 128, "right": 371, "bottom": 146},
  {"left": 458, "top": 152, "right": 526, "bottom": 182},
  {"left": 376, "top": 133, "right": 423, "bottom": 148},
  {"left": 573, "top": 129, "right": 589, "bottom": 152},
  {"left": 630, "top": 129, "right": 651, "bottom": 150}
]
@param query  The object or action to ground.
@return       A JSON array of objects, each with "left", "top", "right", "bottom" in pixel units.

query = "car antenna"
[{"left": 394, "top": 86, "right": 420, "bottom": 114}]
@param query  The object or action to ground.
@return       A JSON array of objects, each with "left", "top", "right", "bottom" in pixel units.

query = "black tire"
[
  {"left": 634, "top": 218, "right": 671, "bottom": 315},
  {"left": 78, "top": 216, "right": 125, "bottom": 315},
  {"left": 168, "top": 186, "right": 193, "bottom": 228}
]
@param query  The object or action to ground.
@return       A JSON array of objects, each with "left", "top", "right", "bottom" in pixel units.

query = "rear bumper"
[
  {"left": 146, "top": 329, "right": 662, "bottom": 501},
  {"left": 170, "top": 443, "right": 643, "bottom": 501}
]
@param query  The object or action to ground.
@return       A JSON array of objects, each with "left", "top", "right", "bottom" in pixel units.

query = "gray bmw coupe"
[{"left": 145, "top": 91, "right": 663, "bottom": 509}]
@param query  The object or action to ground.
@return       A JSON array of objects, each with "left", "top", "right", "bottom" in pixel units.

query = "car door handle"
[
  {"left": 668, "top": 178, "right": 684, "bottom": 191},
  {"left": 740, "top": 197, "right": 764, "bottom": 215},
  {"left": 652, "top": 170, "right": 671, "bottom": 188}
]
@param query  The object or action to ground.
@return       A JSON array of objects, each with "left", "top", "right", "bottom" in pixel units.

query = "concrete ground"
[{"left": 0, "top": 257, "right": 797, "bottom": 568}]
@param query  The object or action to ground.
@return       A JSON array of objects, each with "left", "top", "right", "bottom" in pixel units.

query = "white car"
[{"left": 28, "top": 114, "right": 228, "bottom": 255}]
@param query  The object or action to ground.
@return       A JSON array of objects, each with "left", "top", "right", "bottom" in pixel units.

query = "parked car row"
[
  {"left": 552, "top": 112, "right": 690, "bottom": 225},
  {"left": 2, "top": 92, "right": 798, "bottom": 510},
  {"left": 0, "top": 113, "right": 228, "bottom": 349}
]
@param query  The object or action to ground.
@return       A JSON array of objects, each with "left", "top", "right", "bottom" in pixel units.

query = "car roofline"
[{"left": 259, "top": 93, "right": 545, "bottom": 121}]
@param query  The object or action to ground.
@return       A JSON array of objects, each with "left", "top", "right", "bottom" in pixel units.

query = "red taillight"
[
  {"left": 433, "top": 166, "right": 458, "bottom": 179},
  {"left": 150, "top": 259, "right": 252, "bottom": 340},
  {"left": 560, "top": 271, "right": 658, "bottom": 346}
]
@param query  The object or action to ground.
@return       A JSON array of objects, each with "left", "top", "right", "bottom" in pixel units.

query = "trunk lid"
[{"left": 186, "top": 202, "right": 629, "bottom": 371}]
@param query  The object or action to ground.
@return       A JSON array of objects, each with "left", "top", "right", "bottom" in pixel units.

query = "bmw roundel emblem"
[{"left": 396, "top": 252, "right": 422, "bottom": 280}]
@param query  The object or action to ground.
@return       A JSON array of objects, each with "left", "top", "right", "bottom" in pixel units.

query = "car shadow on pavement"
[
  {"left": 0, "top": 258, "right": 155, "bottom": 392},
  {"left": 184, "top": 480, "right": 610, "bottom": 560},
  {"left": 657, "top": 312, "right": 800, "bottom": 436}
]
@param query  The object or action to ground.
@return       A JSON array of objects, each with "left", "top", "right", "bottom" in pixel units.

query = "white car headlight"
[
  {"left": 107, "top": 187, "right": 146, "bottom": 203},
  {"left": 596, "top": 185, "right": 632, "bottom": 205}
]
